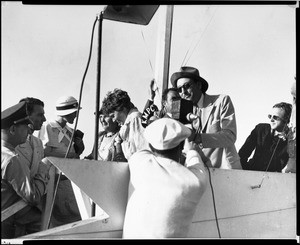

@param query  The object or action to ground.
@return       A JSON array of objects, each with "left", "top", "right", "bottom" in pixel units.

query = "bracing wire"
[
  {"left": 251, "top": 118, "right": 291, "bottom": 189},
  {"left": 195, "top": 122, "right": 221, "bottom": 238},
  {"left": 204, "top": 163, "right": 221, "bottom": 238},
  {"left": 180, "top": 6, "right": 211, "bottom": 68},
  {"left": 140, "top": 27, "right": 160, "bottom": 100},
  {"left": 250, "top": 138, "right": 281, "bottom": 189},
  {"left": 140, "top": 28, "right": 155, "bottom": 76},
  {"left": 181, "top": 7, "right": 218, "bottom": 68},
  {"left": 46, "top": 15, "right": 98, "bottom": 229}
]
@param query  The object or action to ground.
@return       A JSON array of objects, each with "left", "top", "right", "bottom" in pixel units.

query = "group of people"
[
  {"left": 1, "top": 96, "right": 85, "bottom": 238},
  {"left": 1, "top": 66, "right": 296, "bottom": 238}
]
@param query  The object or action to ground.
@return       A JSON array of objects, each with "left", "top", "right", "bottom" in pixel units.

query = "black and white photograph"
[{"left": 1, "top": 2, "right": 297, "bottom": 242}]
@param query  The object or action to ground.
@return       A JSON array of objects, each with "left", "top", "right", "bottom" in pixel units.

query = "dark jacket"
[{"left": 238, "top": 123, "right": 288, "bottom": 172}]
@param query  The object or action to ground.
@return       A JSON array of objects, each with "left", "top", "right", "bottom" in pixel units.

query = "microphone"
[{"left": 186, "top": 113, "right": 198, "bottom": 122}]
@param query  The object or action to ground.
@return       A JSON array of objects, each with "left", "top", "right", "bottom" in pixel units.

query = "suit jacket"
[
  {"left": 193, "top": 93, "right": 241, "bottom": 169},
  {"left": 238, "top": 123, "right": 289, "bottom": 172},
  {"left": 15, "top": 134, "right": 44, "bottom": 178},
  {"left": 1, "top": 140, "right": 48, "bottom": 212}
]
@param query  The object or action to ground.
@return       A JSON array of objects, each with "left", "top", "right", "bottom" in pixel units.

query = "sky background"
[{"left": 1, "top": 2, "right": 296, "bottom": 158}]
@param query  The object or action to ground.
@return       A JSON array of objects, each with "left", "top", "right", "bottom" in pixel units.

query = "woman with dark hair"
[
  {"left": 85, "top": 108, "right": 126, "bottom": 162},
  {"left": 101, "top": 89, "right": 148, "bottom": 160}
]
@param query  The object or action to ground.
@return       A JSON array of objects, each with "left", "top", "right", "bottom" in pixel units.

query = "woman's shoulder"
[{"left": 128, "top": 108, "right": 142, "bottom": 117}]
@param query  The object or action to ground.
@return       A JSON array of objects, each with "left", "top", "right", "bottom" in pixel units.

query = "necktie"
[
  {"left": 273, "top": 131, "right": 286, "bottom": 140},
  {"left": 192, "top": 107, "right": 202, "bottom": 133}
]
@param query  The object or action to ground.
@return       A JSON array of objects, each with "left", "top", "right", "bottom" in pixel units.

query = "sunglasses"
[
  {"left": 176, "top": 81, "right": 193, "bottom": 93},
  {"left": 268, "top": 114, "right": 284, "bottom": 121}
]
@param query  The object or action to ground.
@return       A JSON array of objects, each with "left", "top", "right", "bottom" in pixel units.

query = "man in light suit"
[
  {"left": 171, "top": 66, "right": 242, "bottom": 169},
  {"left": 15, "top": 97, "right": 47, "bottom": 178},
  {"left": 2, "top": 101, "right": 50, "bottom": 238}
]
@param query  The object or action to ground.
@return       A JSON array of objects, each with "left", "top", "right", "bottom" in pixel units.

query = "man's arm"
[
  {"left": 6, "top": 157, "right": 50, "bottom": 206},
  {"left": 194, "top": 95, "right": 237, "bottom": 148},
  {"left": 185, "top": 149, "right": 208, "bottom": 192},
  {"left": 238, "top": 126, "right": 258, "bottom": 169}
]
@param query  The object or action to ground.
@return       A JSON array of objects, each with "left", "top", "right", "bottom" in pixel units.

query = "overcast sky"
[{"left": 1, "top": 2, "right": 296, "bottom": 157}]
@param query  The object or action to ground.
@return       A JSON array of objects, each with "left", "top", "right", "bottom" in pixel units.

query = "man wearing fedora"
[
  {"left": 37, "top": 95, "right": 85, "bottom": 227},
  {"left": 1, "top": 102, "right": 51, "bottom": 238},
  {"left": 171, "top": 66, "right": 242, "bottom": 169},
  {"left": 122, "top": 118, "right": 208, "bottom": 238}
]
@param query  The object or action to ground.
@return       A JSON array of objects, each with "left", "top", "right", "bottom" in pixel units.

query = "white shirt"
[
  {"left": 119, "top": 108, "right": 148, "bottom": 160},
  {"left": 37, "top": 120, "right": 77, "bottom": 158},
  {"left": 122, "top": 149, "right": 207, "bottom": 238}
]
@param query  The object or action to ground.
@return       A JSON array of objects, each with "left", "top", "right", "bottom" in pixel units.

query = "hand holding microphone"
[{"left": 186, "top": 113, "right": 198, "bottom": 122}]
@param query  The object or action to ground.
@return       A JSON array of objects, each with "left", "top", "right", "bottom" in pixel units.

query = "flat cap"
[
  {"left": 144, "top": 118, "right": 191, "bottom": 150},
  {"left": 1, "top": 101, "right": 33, "bottom": 129}
]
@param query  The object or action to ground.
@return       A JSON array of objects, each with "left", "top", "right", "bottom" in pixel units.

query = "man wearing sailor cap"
[
  {"left": 122, "top": 118, "right": 208, "bottom": 238},
  {"left": 1, "top": 102, "right": 51, "bottom": 238}
]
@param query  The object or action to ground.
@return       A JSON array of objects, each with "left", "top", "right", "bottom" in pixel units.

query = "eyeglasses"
[
  {"left": 176, "top": 81, "right": 193, "bottom": 93},
  {"left": 268, "top": 114, "right": 284, "bottom": 121}
]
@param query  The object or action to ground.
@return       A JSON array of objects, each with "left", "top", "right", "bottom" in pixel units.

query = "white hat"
[
  {"left": 55, "top": 96, "right": 81, "bottom": 116},
  {"left": 144, "top": 118, "right": 191, "bottom": 150}
]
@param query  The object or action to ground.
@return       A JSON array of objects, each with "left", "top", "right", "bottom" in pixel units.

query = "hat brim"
[
  {"left": 56, "top": 107, "right": 81, "bottom": 116},
  {"left": 171, "top": 72, "right": 208, "bottom": 93}
]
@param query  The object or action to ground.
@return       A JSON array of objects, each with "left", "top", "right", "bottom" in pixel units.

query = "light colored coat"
[
  {"left": 123, "top": 149, "right": 207, "bottom": 238},
  {"left": 15, "top": 134, "right": 44, "bottom": 178},
  {"left": 193, "top": 93, "right": 241, "bottom": 169},
  {"left": 119, "top": 108, "right": 148, "bottom": 160}
]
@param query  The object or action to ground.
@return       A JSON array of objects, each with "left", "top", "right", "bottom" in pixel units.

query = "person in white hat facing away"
[
  {"left": 37, "top": 95, "right": 84, "bottom": 227},
  {"left": 122, "top": 118, "right": 208, "bottom": 238}
]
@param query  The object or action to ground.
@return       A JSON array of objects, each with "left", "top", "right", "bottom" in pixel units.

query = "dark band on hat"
[{"left": 56, "top": 103, "right": 79, "bottom": 111}]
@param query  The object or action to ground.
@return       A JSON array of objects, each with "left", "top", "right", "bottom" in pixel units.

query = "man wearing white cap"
[
  {"left": 37, "top": 95, "right": 84, "bottom": 227},
  {"left": 122, "top": 118, "right": 208, "bottom": 238}
]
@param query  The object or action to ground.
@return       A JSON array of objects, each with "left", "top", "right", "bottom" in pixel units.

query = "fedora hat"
[
  {"left": 55, "top": 95, "right": 81, "bottom": 116},
  {"left": 144, "top": 118, "right": 191, "bottom": 150},
  {"left": 171, "top": 66, "right": 208, "bottom": 93}
]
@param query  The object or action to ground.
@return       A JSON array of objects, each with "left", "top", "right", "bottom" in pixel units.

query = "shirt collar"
[
  {"left": 272, "top": 129, "right": 287, "bottom": 140},
  {"left": 123, "top": 108, "right": 139, "bottom": 126},
  {"left": 49, "top": 120, "right": 71, "bottom": 131},
  {"left": 197, "top": 93, "right": 205, "bottom": 108},
  {"left": 1, "top": 140, "right": 16, "bottom": 152}
]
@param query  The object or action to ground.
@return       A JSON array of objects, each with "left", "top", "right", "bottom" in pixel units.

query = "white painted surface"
[{"left": 23, "top": 158, "right": 296, "bottom": 239}]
